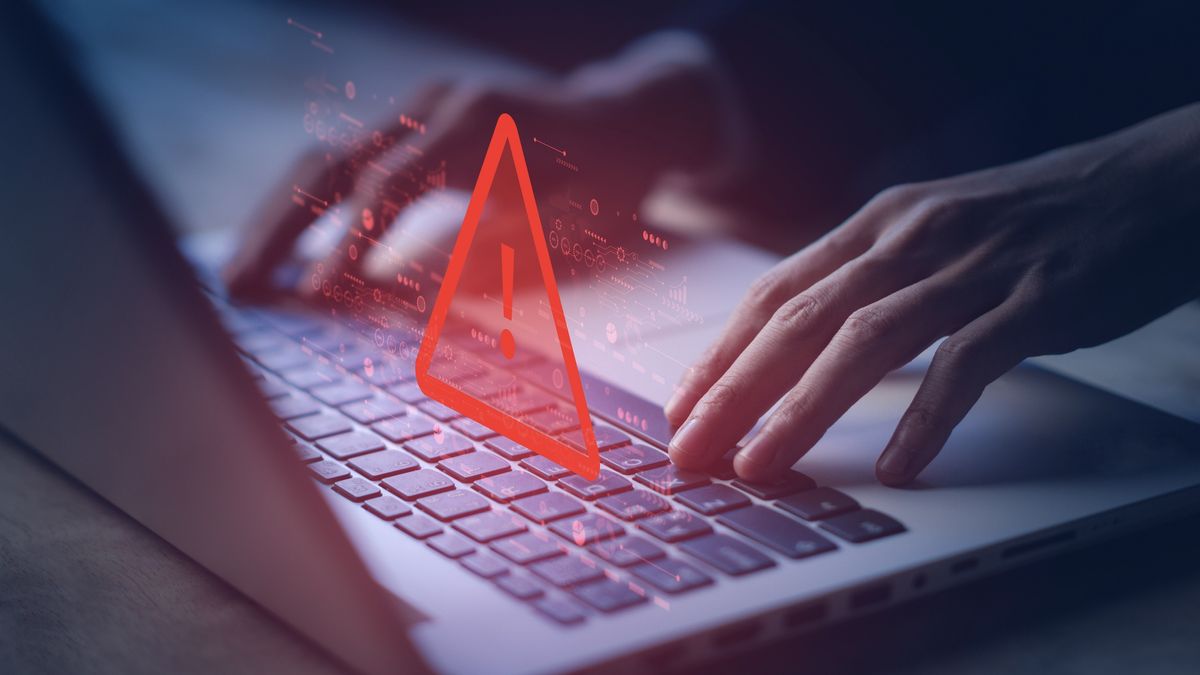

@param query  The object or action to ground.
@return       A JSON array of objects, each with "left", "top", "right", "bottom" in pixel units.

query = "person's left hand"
[{"left": 664, "top": 103, "right": 1200, "bottom": 486}]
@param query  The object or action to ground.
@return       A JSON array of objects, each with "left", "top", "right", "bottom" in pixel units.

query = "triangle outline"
[{"left": 415, "top": 113, "right": 601, "bottom": 479}]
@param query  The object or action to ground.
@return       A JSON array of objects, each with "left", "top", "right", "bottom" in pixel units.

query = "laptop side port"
[
  {"left": 712, "top": 620, "right": 763, "bottom": 649},
  {"left": 849, "top": 583, "right": 892, "bottom": 611},
  {"left": 950, "top": 557, "right": 980, "bottom": 575},
  {"left": 783, "top": 602, "right": 829, "bottom": 629},
  {"left": 1002, "top": 530, "right": 1077, "bottom": 560}
]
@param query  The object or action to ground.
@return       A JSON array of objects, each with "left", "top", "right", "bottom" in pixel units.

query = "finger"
[
  {"left": 223, "top": 82, "right": 455, "bottom": 300},
  {"left": 874, "top": 296, "right": 1034, "bottom": 486},
  {"left": 663, "top": 225, "right": 875, "bottom": 426},
  {"left": 668, "top": 248, "right": 926, "bottom": 470},
  {"left": 732, "top": 269, "right": 1006, "bottom": 481},
  {"left": 223, "top": 148, "right": 354, "bottom": 300}
]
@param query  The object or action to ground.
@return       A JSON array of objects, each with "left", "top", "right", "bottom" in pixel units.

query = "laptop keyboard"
[{"left": 206, "top": 294, "right": 907, "bottom": 626}]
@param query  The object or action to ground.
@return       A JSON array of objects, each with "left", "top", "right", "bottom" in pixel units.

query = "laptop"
[{"left": 4, "top": 3, "right": 1200, "bottom": 673}]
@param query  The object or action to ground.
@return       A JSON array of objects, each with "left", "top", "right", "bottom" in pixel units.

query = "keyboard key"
[
  {"left": 255, "top": 346, "right": 311, "bottom": 371},
  {"left": 427, "top": 532, "right": 475, "bottom": 559},
  {"left": 294, "top": 443, "right": 322, "bottom": 463},
  {"left": 341, "top": 394, "right": 407, "bottom": 424},
  {"left": 678, "top": 534, "right": 776, "bottom": 576},
  {"left": 485, "top": 437, "right": 533, "bottom": 461},
  {"left": 438, "top": 451, "right": 510, "bottom": 482},
  {"left": 548, "top": 513, "right": 625, "bottom": 546},
  {"left": 333, "top": 476, "right": 381, "bottom": 502},
  {"left": 732, "top": 472, "right": 816, "bottom": 500},
  {"left": 451, "top": 417, "right": 498, "bottom": 441},
  {"left": 256, "top": 376, "right": 291, "bottom": 399},
  {"left": 630, "top": 558, "right": 713, "bottom": 594},
  {"left": 460, "top": 552, "right": 510, "bottom": 579},
  {"left": 588, "top": 536, "right": 665, "bottom": 567},
  {"left": 404, "top": 432, "right": 474, "bottom": 462},
  {"left": 453, "top": 510, "right": 527, "bottom": 543},
  {"left": 277, "top": 362, "right": 342, "bottom": 390},
  {"left": 777, "top": 487, "right": 860, "bottom": 521},
  {"left": 637, "top": 510, "right": 713, "bottom": 543},
  {"left": 348, "top": 450, "right": 418, "bottom": 480},
  {"left": 560, "top": 425, "right": 632, "bottom": 453},
  {"left": 287, "top": 413, "right": 352, "bottom": 441},
  {"left": 418, "top": 400, "right": 462, "bottom": 422},
  {"left": 526, "top": 408, "right": 580, "bottom": 435},
  {"left": 495, "top": 574, "right": 544, "bottom": 601},
  {"left": 635, "top": 465, "right": 711, "bottom": 495},
  {"left": 417, "top": 490, "right": 490, "bottom": 521},
  {"left": 307, "top": 459, "right": 350, "bottom": 484},
  {"left": 382, "top": 469, "right": 455, "bottom": 501},
  {"left": 371, "top": 416, "right": 439, "bottom": 443},
  {"left": 387, "top": 382, "right": 428, "bottom": 404},
  {"left": 493, "top": 388, "right": 556, "bottom": 415},
  {"left": 705, "top": 449, "right": 738, "bottom": 480},
  {"left": 717, "top": 506, "right": 837, "bottom": 559},
  {"left": 532, "top": 597, "right": 586, "bottom": 625},
  {"left": 596, "top": 491, "right": 672, "bottom": 521},
  {"left": 530, "top": 555, "right": 604, "bottom": 587},
  {"left": 395, "top": 513, "right": 441, "bottom": 539},
  {"left": 310, "top": 380, "right": 374, "bottom": 406},
  {"left": 675, "top": 484, "right": 751, "bottom": 515},
  {"left": 558, "top": 470, "right": 632, "bottom": 500},
  {"left": 270, "top": 394, "right": 320, "bottom": 420},
  {"left": 519, "top": 455, "right": 571, "bottom": 481},
  {"left": 357, "top": 359, "right": 413, "bottom": 387},
  {"left": 601, "top": 444, "right": 670, "bottom": 474},
  {"left": 511, "top": 492, "right": 586, "bottom": 524},
  {"left": 573, "top": 579, "right": 646, "bottom": 613},
  {"left": 491, "top": 532, "right": 566, "bottom": 565},
  {"left": 474, "top": 471, "right": 548, "bottom": 503},
  {"left": 818, "top": 509, "right": 906, "bottom": 543},
  {"left": 363, "top": 494, "right": 412, "bottom": 520},
  {"left": 316, "top": 431, "right": 385, "bottom": 460}
]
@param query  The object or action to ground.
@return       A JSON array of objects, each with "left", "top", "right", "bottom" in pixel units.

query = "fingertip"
[
  {"left": 732, "top": 450, "right": 775, "bottom": 483},
  {"left": 875, "top": 448, "right": 918, "bottom": 486},
  {"left": 875, "top": 465, "right": 914, "bottom": 487}
]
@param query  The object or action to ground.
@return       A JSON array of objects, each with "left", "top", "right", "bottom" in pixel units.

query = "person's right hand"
[{"left": 223, "top": 31, "right": 729, "bottom": 301}]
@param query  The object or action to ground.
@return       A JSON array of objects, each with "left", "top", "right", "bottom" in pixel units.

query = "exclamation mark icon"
[{"left": 499, "top": 243, "right": 516, "bottom": 360}]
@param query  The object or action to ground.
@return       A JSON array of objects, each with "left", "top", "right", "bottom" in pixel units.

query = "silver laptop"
[{"left": 4, "top": 3, "right": 1200, "bottom": 673}]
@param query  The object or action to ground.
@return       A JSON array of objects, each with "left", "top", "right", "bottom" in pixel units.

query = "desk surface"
[{"left": 5, "top": 1, "right": 1199, "bottom": 673}]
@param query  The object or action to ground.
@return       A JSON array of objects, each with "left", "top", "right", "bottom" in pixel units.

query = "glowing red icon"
[{"left": 416, "top": 114, "right": 601, "bottom": 479}]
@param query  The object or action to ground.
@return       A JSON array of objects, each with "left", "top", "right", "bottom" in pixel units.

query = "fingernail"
[
  {"left": 735, "top": 441, "right": 770, "bottom": 473},
  {"left": 878, "top": 447, "right": 912, "bottom": 476},
  {"left": 669, "top": 417, "right": 702, "bottom": 458}
]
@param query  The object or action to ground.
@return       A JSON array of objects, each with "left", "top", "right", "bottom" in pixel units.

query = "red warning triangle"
[{"left": 416, "top": 114, "right": 601, "bottom": 479}]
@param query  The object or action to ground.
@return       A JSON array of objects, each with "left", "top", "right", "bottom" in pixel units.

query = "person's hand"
[
  {"left": 223, "top": 31, "right": 729, "bottom": 300},
  {"left": 665, "top": 103, "right": 1200, "bottom": 486}
]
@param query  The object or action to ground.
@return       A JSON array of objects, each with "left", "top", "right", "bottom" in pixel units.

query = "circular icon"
[
  {"left": 345, "top": 81, "right": 356, "bottom": 100},
  {"left": 605, "top": 322, "right": 618, "bottom": 344},
  {"left": 361, "top": 208, "right": 375, "bottom": 231},
  {"left": 348, "top": 244, "right": 358, "bottom": 261},
  {"left": 499, "top": 329, "right": 516, "bottom": 360},
  {"left": 589, "top": 198, "right": 599, "bottom": 216}
]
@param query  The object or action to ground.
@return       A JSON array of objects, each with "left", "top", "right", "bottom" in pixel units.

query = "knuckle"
[
  {"left": 770, "top": 293, "right": 824, "bottom": 336},
  {"left": 935, "top": 334, "right": 980, "bottom": 368},
  {"left": 777, "top": 383, "right": 820, "bottom": 425},
  {"left": 745, "top": 271, "right": 791, "bottom": 314},
  {"left": 902, "top": 402, "right": 942, "bottom": 436},
  {"left": 698, "top": 380, "right": 739, "bottom": 412},
  {"left": 838, "top": 305, "right": 894, "bottom": 350},
  {"left": 872, "top": 182, "right": 925, "bottom": 210}
]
